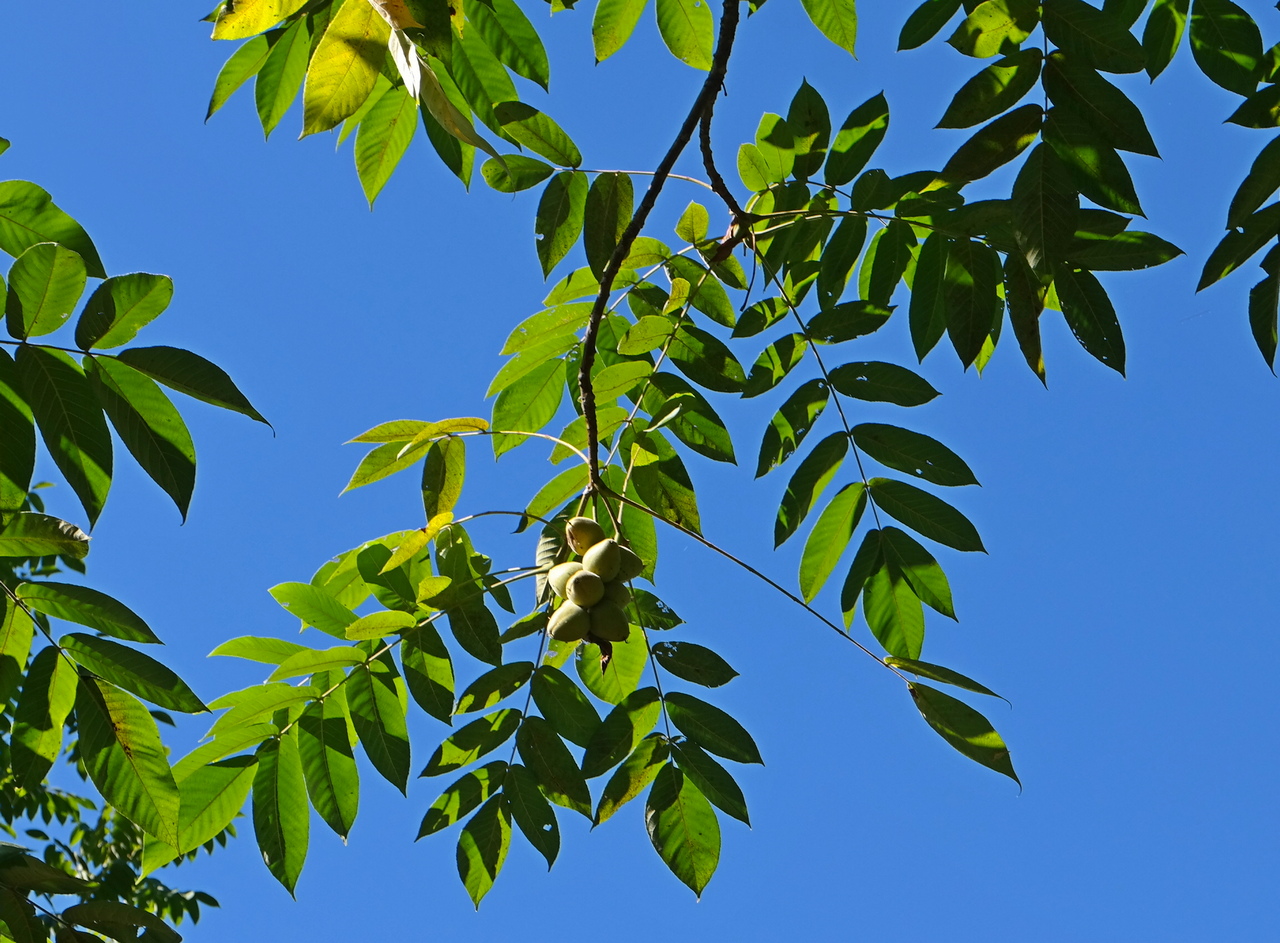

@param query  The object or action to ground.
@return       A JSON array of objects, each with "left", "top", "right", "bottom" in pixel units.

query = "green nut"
[
  {"left": 589, "top": 601, "right": 630, "bottom": 642},
  {"left": 548, "top": 602, "right": 590, "bottom": 641},
  {"left": 602, "top": 579, "right": 631, "bottom": 608},
  {"left": 582, "top": 538, "right": 621, "bottom": 581},
  {"left": 547, "top": 561, "right": 583, "bottom": 598},
  {"left": 566, "top": 517, "right": 606, "bottom": 556},
  {"left": 615, "top": 545, "right": 645, "bottom": 581},
  {"left": 566, "top": 569, "right": 605, "bottom": 608}
]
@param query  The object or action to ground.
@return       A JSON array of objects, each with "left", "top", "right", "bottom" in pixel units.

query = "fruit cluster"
[{"left": 546, "top": 517, "right": 644, "bottom": 643}]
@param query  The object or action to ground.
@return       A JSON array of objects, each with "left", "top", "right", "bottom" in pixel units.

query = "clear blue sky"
[{"left": 3, "top": 1, "right": 1277, "bottom": 939}]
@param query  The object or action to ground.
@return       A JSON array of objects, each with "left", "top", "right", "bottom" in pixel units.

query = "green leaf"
[
  {"left": 421, "top": 436, "right": 466, "bottom": 522},
  {"left": 656, "top": 0, "right": 714, "bottom": 69},
  {"left": 909, "top": 682, "right": 1019, "bottom": 782},
  {"left": 664, "top": 691, "right": 762, "bottom": 764},
  {"left": 17, "top": 581, "right": 159, "bottom": 644},
  {"left": 1226, "top": 84, "right": 1280, "bottom": 129},
  {"left": 887, "top": 657, "right": 1000, "bottom": 697},
  {"left": 421, "top": 55, "right": 502, "bottom": 167},
  {"left": 0, "top": 596, "right": 35, "bottom": 705},
  {"left": 582, "top": 687, "right": 662, "bottom": 778},
  {"left": 401, "top": 621, "right": 455, "bottom": 723},
  {"left": 355, "top": 84, "right": 418, "bottom": 206},
  {"left": 828, "top": 361, "right": 939, "bottom": 406},
  {"left": 900, "top": 0, "right": 963, "bottom": 50},
  {"left": 0, "top": 513, "right": 88, "bottom": 559},
  {"left": 869, "top": 478, "right": 986, "bottom": 552},
  {"left": 596, "top": 735, "right": 670, "bottom": 824},
  {"left": 75, "top": 273, "right": 174, "bottom": 351},
  {"left": 593, "top": 360, "right": 654, "bottom": 402},
  {"left": 418, "top": 761, "right": 507, "bottom": 837},
  {"left": 742, "top": 333, "right": 805, "bottom": 399},
  {"left": 755, "top": 378, "right": 829, "bottom": 477},
  {"left": 255, "top": 17, "right": 310, "bottom": 137},
  {"left": 171, "top": 753, "right": 258, "bottom": 854},
  {"left": 1250, "top": 267, "right": 1279, "bottom": 370},
  {"left": 576, "top": 631, "right": 649, "bottom": 705},
  {"left": 207, "top": 682, "right": 318, "bottom": 736},
  {"left": 942, "top": 237, "right": 1002, "bottom": 367},
  {"left": 667, "top": 325, "right": 745, "bottom": 394},
  {"left": 1056, "top": 265, "right": 1126, "bottom": 374},
  {"left": 491, "top": 358, "right": 564, "bottom": 458},
  {"left": 76, "top": 676, "right": 180, "bottom": 847},
  {"left": 1143, "top": 0, "right": 1189, "bottom": 80},
  {"left": 638, "top": 372, "right": 737, "bottom": 464},
  {"left": 1188, "top": 0, "right": 1261, "bottom": 96},
  {"left": 267, "top": 645, "right": 367, "bottom": 681},
  {"left": 798, "top": 482, "right": 867, "bottom": 602},
  {"left": 629, "top": 429, "right": 701, "bottom": 532},
  {"left": 456, "top": 794, "right": 511, "bottom": 908},
  {"left": 531, "top": 665, "right": 601, "bottom": 747},
  {"left": 170, "top": 724, "right": 278, "bottom": 782},
  {"left": 207, "top": 32, "right": 272, "bottom": 119},
  {"left": 939, "top": 48, "right": 1042, "bottom": 128},
  {"left": 536, "top": 170, "right": 589, "bottom": 277},
  {"left": 526, "top": 464, "right": 590, "bottom": 519},
  {"left": 1042, "top": 0, "right": 1145, "bottom": 73},
  {"left": 825, "top": 93, "right": 890, "bottom": 186},
  {"left": 481, "top": 154, "right": 555, "bottom": 192},
  {"left": 455, "top": 662, "right": 533, "bottom": 714},
  {"left": 671, "top": 739, "right": 749, "bottom": 824},
  {"left": 86, "top": 356, "right": 196, "bottom": 519},
  {"left": 253, "top": 732, "right": 310, "bottom": 894},
  {"left": 269, "top": 581, "right": 358, "bottom": 637},
  {"left": 584, "top": 172, "right": 634, "bottom": 278},
  {"left": 774, "top": 431, "right": 846, "bottom": 547},
  {"left": 516, "top": 716, "right": 591, "bottom": 817},
  {"left": 1199, "top": 203, "right": 1280, "bottom": 289},
  {"left": 422, "top": 709, "right": 523, "bottom": 776},
  {"left": 806, "top": 302, "right": 892, "bottom": 348},
  {"left": 62, "top": 901, "right": 181, "bottom": 943},
  {"left": 445, "top": 596, "right": 503, "bottom": 666},
  {"left": 1004, "top": 253, "right": 1047, "bottom": 381},
  {"left": 646, "top": 763, "right": 720, "bottom": 897},
  {"left": 1069, "top": 230, "right": 1183, "bottom": 271},
  {"left": 788, "top": 79, "right": 833, "bottom": 180},
  {"left": 15, "top": 346, "right": 111, "bottom": 525},
  {"left": 863, "top": 555, "right": 926, "bottom": 658},
  {"left": 302, "top": 0, "right": 388, "bottom": 135},
  {"left": 936, "top": 104, "right": 1042, "bottom": 186},
  {"left": 503, "top": 303, "right": 592, "bottom": 355},
  {"left": 469, "top": 0, "right": 551, "bottom": 90},
  {"left": 854, "top": 423, "right": 977, "bottom": 487},
  {"left": 297, "top": 690, "right": 359, "bottom": 839},
  {"left": 4, "top": 243, "right": 86, "bottom": 339},
  {"left": 665, "top": 255, "right": 737, "bottom": 328},
  {"left": 10, "top": 646, "right": 78, "bottom": 788},
  {"left": 1228, "top": 137, "right": 1280, "bottom": 228},
  {"left": 800, "top": 0, "right": 857, "bottom": 54},
  {"left": 1012, "top": 143, "right": 1079, "bottom": 276},
  {"left": 0, "top": 180, "right": 104, "bottom": 277},
  {"left": 62, "top": 633, "right": 207, "bottom": 713},
  {"left": 114, "top": 345, "right": 269, "bottom": 424},
  {"left": 493, "top": 101, "right": 581, "bottom": 168},
  {"left": 504, "top": 763, "right": 560, "bottom": 867},
  {"left": 0, "top": 350, "right": 34, "bottom": 514},
  {"left": 948, "top": 0, "right": 1039, "bottom": 58},
  {"left": 651, "top": 641, "right": 738, "bottom": 687},
  {"left": 1042, "top": 107, "right": 1142, "bottom": 216},
  {"left": 1042, "top": 52, "right": 1159, "bottom": 156},
  {"left": 593, "top": 0, "right": 648, "bottom": 62},
  {"left": 347, "top": 653, "right": 411, "bottom": 792},
  {"left": 905, "top": 230, "right": 952, "bottom": 360}
]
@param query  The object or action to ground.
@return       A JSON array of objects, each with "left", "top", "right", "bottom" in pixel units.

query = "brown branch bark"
[{"left": 578, "top": 0, "right": 742, "bottom": 487}]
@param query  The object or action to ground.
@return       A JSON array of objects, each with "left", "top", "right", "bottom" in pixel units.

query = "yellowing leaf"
[
  {"left": 303, "top": 0, "right": 391, "bottom": 136},
  {"left": 212, "top": 0, "right": 309, "bottom": 40}
]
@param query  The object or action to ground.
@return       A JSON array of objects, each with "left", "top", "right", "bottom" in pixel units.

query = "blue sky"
[{"left": 3, "top": 1, "right": 1278, "bottom": 939}]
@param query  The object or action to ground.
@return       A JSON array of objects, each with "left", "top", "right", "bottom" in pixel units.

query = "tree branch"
[{"left": 578, "top": 0, "right": 743, "bottom": 486}]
